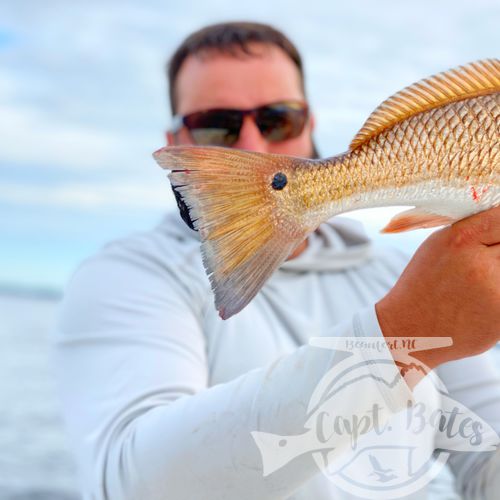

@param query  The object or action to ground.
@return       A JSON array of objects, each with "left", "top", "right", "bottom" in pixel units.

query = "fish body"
[
  {"left": 154, "top": 59, "right": 500, "bottom": 318},
  {"left": 293, "top": 93, "right": 499, "bottom": 233}
]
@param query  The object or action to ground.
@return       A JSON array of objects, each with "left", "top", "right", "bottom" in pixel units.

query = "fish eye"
[{"left": 271, "top": 172, "right": 288, "bottom": 190}]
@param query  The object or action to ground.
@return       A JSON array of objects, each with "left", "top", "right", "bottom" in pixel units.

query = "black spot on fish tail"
[
  {"left": 271, "top": 172, "right": 287, "bottom": 190},
  {"left": 170, "top": 183, "right": 197, "bottom": 231}
]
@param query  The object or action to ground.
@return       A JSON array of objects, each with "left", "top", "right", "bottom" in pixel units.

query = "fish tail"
[
  {"left": 153, "top": 146, "right": 309, "bottom": 319},
  {"left": 250, "top": 430, "right": 308, "bottom": 476}
]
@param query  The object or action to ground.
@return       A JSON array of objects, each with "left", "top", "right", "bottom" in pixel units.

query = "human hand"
[{"left": 376, "top": 205, "right": 500, "bottom": 371}]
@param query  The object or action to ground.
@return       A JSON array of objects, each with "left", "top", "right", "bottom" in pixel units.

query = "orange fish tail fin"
[{"left": 153, "top": 146, "right": 308, "bottom": 319}]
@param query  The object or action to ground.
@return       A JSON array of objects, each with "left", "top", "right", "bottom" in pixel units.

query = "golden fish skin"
[
  {"left": 291, "top": 93, "right": 499, "bottom": 233},
  {"left": 154, "top": 59, "right": 500, "bottom": 318}
]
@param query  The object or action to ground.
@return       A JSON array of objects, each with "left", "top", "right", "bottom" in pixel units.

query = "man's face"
[{"left": 167, "top": 43, "right": 315, "bottom": 157}]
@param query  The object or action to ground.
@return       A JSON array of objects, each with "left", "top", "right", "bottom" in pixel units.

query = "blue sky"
[{"left": 1, "top": 0, "right": 499, "bottom": 291}]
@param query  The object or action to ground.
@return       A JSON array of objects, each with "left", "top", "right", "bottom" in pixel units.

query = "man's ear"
[
  {"left": 308, "top": 112, "right": 320, "bottom": 159},
  {"left": 308, "top": 112, "right": 316, "bottom": 133},
  {"left": 166, "top": 131, "right": 176, "bottom": 146}
]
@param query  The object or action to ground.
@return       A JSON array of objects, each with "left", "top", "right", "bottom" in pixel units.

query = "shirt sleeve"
[
  {"left": 437, "top": 352, "right": 500, "bottom": 499},
  {"left": 52, "top": 246, "right": 412, "bottom": 500}
]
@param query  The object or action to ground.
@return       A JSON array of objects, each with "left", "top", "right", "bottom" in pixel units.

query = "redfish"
[{"left": 153, "top": 59, "right": 500, "bottom": 319}]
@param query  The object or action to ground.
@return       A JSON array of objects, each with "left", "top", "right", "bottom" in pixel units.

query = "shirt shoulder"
[{"left": 57, "top": 213, "right": 211, "bottom": 337}]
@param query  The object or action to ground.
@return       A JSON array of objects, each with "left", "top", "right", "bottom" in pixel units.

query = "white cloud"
[
  {"left": 0, "top": 180, "right": 175, "bottom": 210},
  {"left": 0, "top": 103, "right": 129, "bottom": 170}
]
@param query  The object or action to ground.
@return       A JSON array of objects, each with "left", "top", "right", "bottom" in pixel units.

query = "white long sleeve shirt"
[{"left": 52, "top": 212, "right": 500, "bottom": 499}]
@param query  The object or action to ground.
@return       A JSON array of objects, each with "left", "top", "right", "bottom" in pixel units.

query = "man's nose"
[{"left": 232, "top": 114, "right": 268, "bottom": 152}]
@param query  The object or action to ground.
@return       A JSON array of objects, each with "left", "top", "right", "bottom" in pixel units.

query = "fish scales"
[{"left": 292, "top": 94, "right": 499, "bottom": 223}]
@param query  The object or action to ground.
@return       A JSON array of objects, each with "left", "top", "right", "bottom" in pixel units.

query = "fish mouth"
[{"left": 170, "top": 182, "right": 197, "bottom": 231}]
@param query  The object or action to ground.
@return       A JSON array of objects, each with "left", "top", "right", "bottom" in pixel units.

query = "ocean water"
[{"left": 0, "top": 294, "right": 79, "bottom": 499}]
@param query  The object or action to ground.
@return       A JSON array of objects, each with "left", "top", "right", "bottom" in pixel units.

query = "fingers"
[{"left": 451, "top": 205, "right": 500, "bottom": 247}]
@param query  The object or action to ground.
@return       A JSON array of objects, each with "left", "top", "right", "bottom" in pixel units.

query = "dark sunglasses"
[{"left": 171, "top": 100, "right": 309, "bottom": 146}]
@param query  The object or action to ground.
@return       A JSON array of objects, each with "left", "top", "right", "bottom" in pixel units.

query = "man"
[{"left": 54, "top": 22, "right": 500, "bottom": 499}]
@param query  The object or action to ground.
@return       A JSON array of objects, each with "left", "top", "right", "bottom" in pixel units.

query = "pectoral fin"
[{"left": 381, "top": 208, "right": 454, "bottom": 233}]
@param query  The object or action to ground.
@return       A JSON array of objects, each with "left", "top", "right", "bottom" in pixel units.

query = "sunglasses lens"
[
  {"left": 179, "top": 102, "right": 308, "bottom": 146},
  {"left": 190, "top": 129, "right": 238, "bottom": 146},
  {"left": 257, "top": 102, "right": 308, "bottom": 142},
  {"left": 184, "top": 110, "right": 241, "bottom": 146}
]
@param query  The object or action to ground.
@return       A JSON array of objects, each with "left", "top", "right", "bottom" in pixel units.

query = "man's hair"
[{"left": 167, "top": 21, "right": 306, "bottom": 115}]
